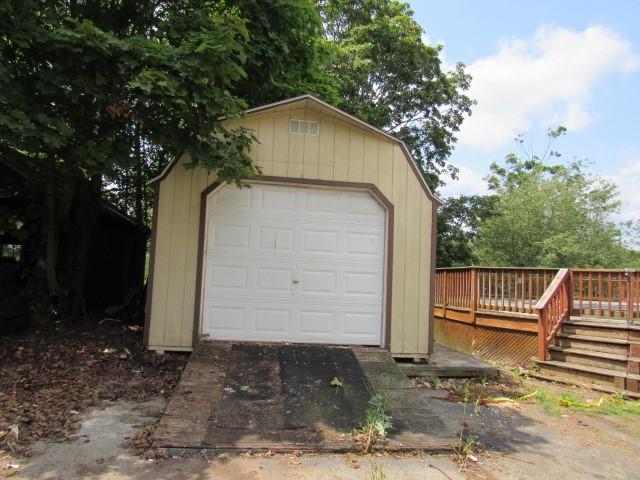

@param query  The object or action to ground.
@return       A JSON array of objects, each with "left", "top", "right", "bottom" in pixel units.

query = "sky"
[{"left": 409, "top": 0, "right": 640, "bottom": 223}]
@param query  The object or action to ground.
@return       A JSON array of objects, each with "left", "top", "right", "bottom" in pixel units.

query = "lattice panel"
[
  {"left": 435, "top": 318, "right": 536, "bottom": 367},
  {"left": 434, "top": 319, "right": 474, "bottom": 355},
  {"left": 473, "top": 326, "right": 536, "bottom": 366}
]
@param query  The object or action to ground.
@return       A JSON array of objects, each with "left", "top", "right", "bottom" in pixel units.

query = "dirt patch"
[{"left": 0, "top": 322, "right": 188, "bottom": 454}]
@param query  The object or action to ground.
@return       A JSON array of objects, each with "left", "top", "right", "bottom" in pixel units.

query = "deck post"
[
  {"left": 443, "top": 270, "right": 448, "bottom": 319},
  {"left": 470, "top": 267, "right": 478, "bottom": 325},
  {"left": 537, "top": 309, "right": 547, "bottom": 360}
]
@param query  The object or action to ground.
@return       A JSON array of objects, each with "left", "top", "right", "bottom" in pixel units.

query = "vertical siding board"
[
  {"left": 256, "top": 116, "right": 275, "bottom": 175},
  {"left": 163, "top": 158, "right": 193, "bottom": 346},
  {"left": 272, "top": 113, "right": 290, "bottom": 176},
  {"left": 148, "top": 168, "right": 177, "bottom": 346},
  {"left": 302, "top": 111, "right": 320, "bottom": 178},
  {"left": 287, "top": 111, "right": 304, "bottom": 177},
  {"left": 417, "top": 195, "right": 431, "bottom": 353},
  {"left": 318, "top": 118, "right": 335, "bottom": 180},
  {"left": 243, "top": 118, "right": 259, "bottom": 163},
  {"left": 363, "top": 134, "right": 379, "bottom": 185},
  {"left": 390, "top": 146, "right": 407, "bottom": 353},
  {"left": 377, "top": 141, "right": 393, "bottom": 199},
  {"left": 179, "top": 168, "right": 209, "bottom": 346},
  {"left": 332, "top": 121, "right": 350, "bottom": 181},
  {"left": 402, "top": 176, "right": 421, "bottom": 353},
  {"left": 348, "top": 129, "right": 365, "bottom": 182}
]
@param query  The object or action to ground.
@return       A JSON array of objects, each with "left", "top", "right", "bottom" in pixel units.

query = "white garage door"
[{"left": 201, "top": 183, "right": 386, "bottom": 345}]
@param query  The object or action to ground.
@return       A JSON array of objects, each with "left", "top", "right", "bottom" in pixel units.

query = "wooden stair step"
[
  {"left": 565, "top": 319, "right": 640, "bottom": 331},
  {"left": 556, "top": 333, "right": 630, "bottom": 345},
  {"left": 571, "top": 315, "right": 630, "bottom": 322},
  {"left": 535, "top": 359, "right": 640, "bottom": 381},
  {"left": 548, "top": 346, "right": 628, "bottom": 362}
]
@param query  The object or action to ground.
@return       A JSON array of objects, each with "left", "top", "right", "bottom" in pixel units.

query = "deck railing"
[
  {"left": 572, "top": 269, "right": 639, "bottom": 319},
  {"left": 535, "top": 269, "right": 571, "bottom": 360},
  {"left": 435, "top": 267, "right": 557, "bottom": 315}
]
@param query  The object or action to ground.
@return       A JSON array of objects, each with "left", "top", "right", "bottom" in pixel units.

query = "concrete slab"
[{"left": 398, "top": 343, "right": 500, "bottom": 378}]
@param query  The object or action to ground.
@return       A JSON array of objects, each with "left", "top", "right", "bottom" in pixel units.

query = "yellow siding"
[{"left": 147, "top": 104, "right": 436, "bottom": 355}]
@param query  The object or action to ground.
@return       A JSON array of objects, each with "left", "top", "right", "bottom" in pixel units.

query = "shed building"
[{"left": 145, "top": 95, "right": 440, "bottom": 358}]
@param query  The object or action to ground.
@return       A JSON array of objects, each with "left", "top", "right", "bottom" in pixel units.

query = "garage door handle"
[{"left": 292, "top": 279, "right": 300, "bottom": 284}]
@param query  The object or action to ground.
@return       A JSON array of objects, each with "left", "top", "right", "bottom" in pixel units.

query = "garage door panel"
[
  {"left": 299, "top": 310, "right": 335, "bottom": 335},
  {"left": 261, "top": 186, "right": 297, "bottom": 210},
  {"left": 210, "top": 265, "right": 248, "bottom": 290},
  {"left": 345, "top": 271, "right": 382, "bottom": 297},
  {"left": 211, "top": 223, "right": 250, "bottom": 249},
  {"left": 206, "top": 306, "right": 245, "bottom": 334},
  {"left": 343, "top": 312, "right": 380, "bottom": 336},
  {"left": 203, "top": 184, "right": 385, "bottom": 345},
  {"left": 346, "top": 232, "right": 383, "bottom": 256},
  {"left": 257, "top": 267, "right": 293, "bottom": 292},
  {"left": 300, "top": 269, "right": 337, "bottom": 295},
  {"left": 301, "top": 229, "right": 338, "bottom": 254},
  {"left": 254, "top": 309, "right": 290, "bottom": 333},
  {"left": 305, "top": 190, "right": 340, "bottom": 213},
  {"left": 214, "top": 186, "right": 251, "bottom": 208}
]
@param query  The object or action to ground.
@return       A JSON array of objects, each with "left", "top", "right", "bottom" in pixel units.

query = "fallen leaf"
[{"left": 330, "top": 377, "right": 343, "bottom": 388}]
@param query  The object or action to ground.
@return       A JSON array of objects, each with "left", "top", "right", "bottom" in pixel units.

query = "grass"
[{"left": 534, "top": 387, "right": 640, "bottom": 417}]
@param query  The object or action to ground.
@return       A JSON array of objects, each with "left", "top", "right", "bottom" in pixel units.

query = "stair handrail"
[{"left": 535, "top": 268, "right": 571, "bottom": 360}]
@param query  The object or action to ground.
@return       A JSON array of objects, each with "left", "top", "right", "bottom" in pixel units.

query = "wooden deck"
[{"left": 435, "top": 266, "right": 640, "bottom": 392}]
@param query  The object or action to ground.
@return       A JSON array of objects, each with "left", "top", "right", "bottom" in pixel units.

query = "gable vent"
[{"left": 289, "top": 119, "right": 319, "bottom": 136}]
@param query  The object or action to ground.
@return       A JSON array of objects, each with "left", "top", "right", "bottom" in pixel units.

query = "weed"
[
  {"left": 453, "top": 385, "right": 479, "bottom": 468},
  {"left": 513, "top": 366, "right": 528, "bottom": 380},
  {"left": 530, "top": 362, "right": 541, "bottom": 373},
  {"left": 358, "top": 394, "right": 393, "bottom": 454},
  {"left": 93, "top": 387, "right": 105, "bottom": 401},
  {"left": 536, "top": 388, "right": 562, "bottom": 416},
  {"left": 368, "top": 463, "right": 387, "bottom": 480},
  {"left": 422, "top": 375, "right": 442, "bottom": 389}
]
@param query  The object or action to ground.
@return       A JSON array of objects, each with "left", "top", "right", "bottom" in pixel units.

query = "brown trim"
[
  {"left": 148, "top": 153, "right": 181, "bottom": 186},
  {"left": 428, "top": 202, "right": 438, "bottom": 354},
  {"left": 191, "top": 176, "right": 395, "bottom": 350},
  {"left": 192, "top": 181, "right": 222, "bottom": 347},
  {"left": 143, "top": 184, "right": 161, "bottom": 347}
]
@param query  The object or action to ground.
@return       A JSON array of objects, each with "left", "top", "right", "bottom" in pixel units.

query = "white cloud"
[
  {"left": 459, "top": 25, "right": 639, "bottom": 151},
  {"left": 439, "top": 165, "right": 489, "bottom": 199},
  {"left": 605, "top": 150, "right": 640, "bottom": 222}
]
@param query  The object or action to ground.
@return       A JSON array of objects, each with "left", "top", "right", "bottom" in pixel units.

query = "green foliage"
[
  {"left": 474, "top": 128, "right": 638, "bottom": 268},
  {"left": 359, "top": 393, "right": 392, "bottom": 453},
  {"left": 437, "top": 195, "right": 497, "bottom": 266},
  {"left": 361, "top": 394, "right": 393, "bottom": 438},
  {"left": 319, "top": 0, "right": 473, "bottom": 189},
  {"left": 0, "top": 0, "right": 335, "bottom": 319}
]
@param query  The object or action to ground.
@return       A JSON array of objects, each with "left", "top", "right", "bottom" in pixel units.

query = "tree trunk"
[
  {"left": 67, "top": 174, "right": 102, "bottom": 321},
  {"left": 44, "top": 183, "right": 60, "bottom": 299},
  {"left": 134, "top": 128, "right": 144, "bottom": 226}
]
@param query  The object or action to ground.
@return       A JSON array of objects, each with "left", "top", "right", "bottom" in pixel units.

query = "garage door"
[{"left": 201, "top": 183, "right": 386, "bottom": 345}]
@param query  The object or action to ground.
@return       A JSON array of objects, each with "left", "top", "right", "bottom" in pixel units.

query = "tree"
[
  {"left": 437, "top": 195, "right": 497, "bottom": 267},
  {"left": 0, "top": 0, "right": 333, "bottom": 321},
  {"left": 318, "top": 0, "right": 473, "bottom": 189},
  {"left": 473, "top": 128, "right": 637, "bottom": 268}
]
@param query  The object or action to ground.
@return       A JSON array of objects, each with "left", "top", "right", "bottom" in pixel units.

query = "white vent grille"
[{"left": 289, "top": 119, "right": 319, "bottom": 136}]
